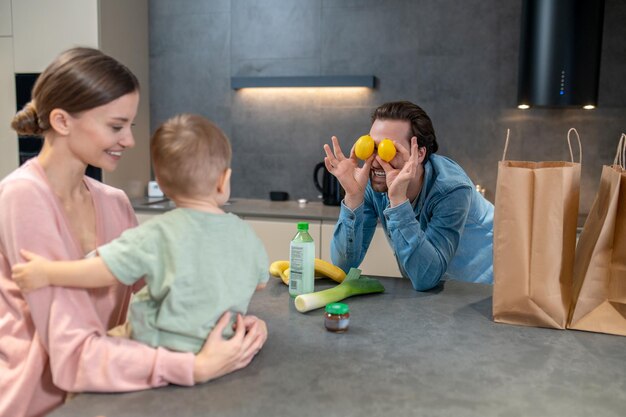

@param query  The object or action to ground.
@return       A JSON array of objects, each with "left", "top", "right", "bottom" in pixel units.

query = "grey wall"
[{"left": 149, "top": 0, "right": 626, "bottom": 214}]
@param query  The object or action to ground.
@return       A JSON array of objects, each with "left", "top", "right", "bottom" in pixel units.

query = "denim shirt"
[{"left": 330, "top": 154, "right": 494, "bottom": 291}]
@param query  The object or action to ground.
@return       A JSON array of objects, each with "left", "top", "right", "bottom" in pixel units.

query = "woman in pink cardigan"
[{"left": 0, "top": 47, "right": 267, "bottom": 417}]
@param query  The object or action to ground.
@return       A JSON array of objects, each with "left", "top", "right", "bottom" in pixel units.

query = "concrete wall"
[{"left": 149, "top": 0, "right": 626, "bottom": 214}]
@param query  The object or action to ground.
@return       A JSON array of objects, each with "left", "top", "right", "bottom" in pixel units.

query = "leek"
[{"left": 294, "top": 268, "right": 385, "bottom": 313}]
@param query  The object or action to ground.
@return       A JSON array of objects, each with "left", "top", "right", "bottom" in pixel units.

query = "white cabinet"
[
  {"left": 320, "top": 221, "right": 402, "bottom": 277},
  {"left": 133, "top": 209, "right": 402, "bottom": 277},
  {"left": 0, "top": 37, "right": 17, "bottom": 179},
  {"left": 0, "top": 0, "right": 15, "bottom": 180},
  {"left": 0, "top": 0, "right": 11, "bottom": 36},
  {"left": 245, "top": 217, "right": 321, "bottom": 262},
  {"left": 1, "top": 0, "right": 150, "bottom": 198},
  {"left": 96, "top": 0, "right": 151, "bottom": 198},
  {"left": 12, "top": 0, "right": 98, "bottom": 73},
  {"left": 133, "top": 211, "right": 321, "bottom": 263},
  {"left": 135, "top": 212, "right": 156, "bottom": 225}
]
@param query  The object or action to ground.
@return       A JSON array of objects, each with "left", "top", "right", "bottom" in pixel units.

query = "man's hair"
[
  {"left": 151, "top": 114, "right": 232, "bottom": 199},
  {"left": 371, "top": 101, "right": 439, "bottom": 160}
]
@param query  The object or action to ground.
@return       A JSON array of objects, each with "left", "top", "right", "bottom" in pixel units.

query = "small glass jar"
[{"left": 324, "top": 303, "right": 350, "bottom": 332}]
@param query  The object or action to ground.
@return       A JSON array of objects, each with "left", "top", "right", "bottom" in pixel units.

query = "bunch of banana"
[
  {"left": 269, "top": 258, "right": 346, "bottom": 285},
  {"left": 268, "top": 260, "right": 290, "bottom": 285}
]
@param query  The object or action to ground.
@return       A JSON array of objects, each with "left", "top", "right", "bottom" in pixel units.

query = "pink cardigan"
[{"left": 0, "top": 160, "right": 195, "bottom": 417}]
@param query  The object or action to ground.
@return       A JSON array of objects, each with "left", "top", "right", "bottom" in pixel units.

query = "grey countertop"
[
  {"left": 132, "top": 197, "right": 589, "bottom": 229},
  {"left": 49, "top": 277, "right": 625, "bottom": 417},
  {"left": 132, "top": 197, "right": 341, "bottom": 221}
]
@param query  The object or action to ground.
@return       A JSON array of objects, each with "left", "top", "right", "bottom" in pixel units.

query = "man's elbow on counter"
[
  {"left": 404, "top": 254, "right": 447, "bottom": 292},
  {"left": 408, "top": 273, "right": 442, "bottom": 292}
]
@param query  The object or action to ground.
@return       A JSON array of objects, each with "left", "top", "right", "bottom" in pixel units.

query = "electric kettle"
[{"left": 314, "top": 162, "right": 345, "bottom": 206}]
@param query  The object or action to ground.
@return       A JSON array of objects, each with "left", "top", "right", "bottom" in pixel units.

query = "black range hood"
[{"left": 517, "top": 0, "right": 605, "bottom": 109}]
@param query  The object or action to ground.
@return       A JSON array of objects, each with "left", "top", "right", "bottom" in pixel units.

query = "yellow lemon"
[
  {"left": 377, "top": 139, "right": 396, "bottom": 162},
  {"left": 354, "top": 135, "right": 375, "bottom": 160}
]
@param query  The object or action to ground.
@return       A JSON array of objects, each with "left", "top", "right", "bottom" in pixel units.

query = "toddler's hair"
[{"left": 151, "top": 114, "right": 232, "bottom": 198}]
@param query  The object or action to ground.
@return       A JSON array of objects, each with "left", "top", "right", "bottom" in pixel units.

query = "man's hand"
[
  {"left": 11, "top": 249, "right": 52, "bottom": 292},
  {"left": 323, "top": 136, "right": 374, "bottom": 209},
  {"left": 378, "top": 137, "right": 420, "bottom": 207}
]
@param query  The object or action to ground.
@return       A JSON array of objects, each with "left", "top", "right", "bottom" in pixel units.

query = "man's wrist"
[
  {"left": 343, "top": 194, "right": 364, "bottom": 210},
  {"left": 389, "top": 196, "right": 409, "bottom": 208}
]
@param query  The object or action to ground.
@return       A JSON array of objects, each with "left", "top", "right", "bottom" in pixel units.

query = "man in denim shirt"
[{"left": 323, "top": 101, "right": 493, "bottom": 291}]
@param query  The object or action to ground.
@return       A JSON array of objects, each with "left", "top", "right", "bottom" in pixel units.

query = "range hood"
[{"left": 517, "top": 0, "right": 605, "bottom": 109}]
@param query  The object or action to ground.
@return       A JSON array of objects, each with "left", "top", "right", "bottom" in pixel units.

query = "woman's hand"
[
  {"left": 378, "top": 137, "right": 419, "bottom": 207},
  {"left": 193, "top": 312, "right": 267, "bottom": 383},
  {"left": 323, "top": 136, "right": 374, "bottom": 209},
  {"left": 11, "top": 249, "right": 52, "bottom": 292}
]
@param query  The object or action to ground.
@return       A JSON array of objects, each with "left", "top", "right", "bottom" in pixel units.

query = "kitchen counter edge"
[{"left": 132, "top": 197, "right": 342, "bottom": 222}]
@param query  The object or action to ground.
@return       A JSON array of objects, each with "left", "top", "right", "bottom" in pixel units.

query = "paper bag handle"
[
  {"left": 614, "top": 133, "right": 626, "bottom": 169},
  {"left": 567, "top": 128, "right": 583, "bottom": 164},
  {"left": 501, "top": 128, "right": 583, "bottom": 164}
]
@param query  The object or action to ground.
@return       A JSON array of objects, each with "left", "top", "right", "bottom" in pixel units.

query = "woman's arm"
[
  {"left": 193, "top": 312, "right": 267, "bottom": 383},
  {"left": 0, "top": 181, "right": 194, "bottom": 391},
  {"left": 12, "top": 250, "right": 117, "bottom": 292}
]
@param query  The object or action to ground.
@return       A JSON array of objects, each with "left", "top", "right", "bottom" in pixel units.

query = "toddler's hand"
[{"left": 11, "top": 249, "right": 52, "bottom": 292}]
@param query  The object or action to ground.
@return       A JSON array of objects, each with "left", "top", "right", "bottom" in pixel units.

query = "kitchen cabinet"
[
  {"left": 135, "top": 212, "right": 156, "bottom": 226},
  {"left": 132, "top": 197, "right": 403, "bottom": 278},
  {"left": 12, "top": 0, "right": 98, "bottom": 72},
  {"left": 0, "top": 37, "right": 17, "bottom": 180},
  {"left": 321, "top": 221, "right": 402, "bottom": 277},
  {"left": 134, "top": 210, "right": 318, "bottom": 262},
  {"left": 0, "top": 0, "right": 11, "bottom": 37},
  {"left": 1, "top": 0, "right": 150, "bottom": 198},
  {"left": 237, "top": 217, "right": 321, "bottom": 263}
]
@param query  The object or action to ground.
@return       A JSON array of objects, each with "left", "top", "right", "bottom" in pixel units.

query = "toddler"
[{"left": 12, "top": 113, "right": 269, "bottom": 353}]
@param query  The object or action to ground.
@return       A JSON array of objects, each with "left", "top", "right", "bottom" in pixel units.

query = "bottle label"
[
  {"left": 291, "top": 247, "right": 304, "bottom": 271},
  {"left": 289, "top": 271, "right": 299, "bottom": 291},
  {"left": 325, "top": 318, "right": 350, "bottom": 331},
  {"left": 289, "top": 241, "right": 314, "bottom": 296}
]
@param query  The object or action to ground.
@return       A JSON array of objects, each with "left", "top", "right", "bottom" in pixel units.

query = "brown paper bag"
[
  {"left": 568, "top": 134, "right": 626, "bottom": 336},
  {"left": 493, "top": 128, "right": 581, "bottom": 329}
]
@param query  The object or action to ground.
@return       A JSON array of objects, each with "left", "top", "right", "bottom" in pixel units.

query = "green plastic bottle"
[{"left": 289, "top": 222, "right": 315, "bottom": 297}]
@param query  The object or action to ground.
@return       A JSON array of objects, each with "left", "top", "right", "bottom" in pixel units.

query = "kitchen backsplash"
[{"left": 148, "top": 0, "right": 626, "bottom": 214}]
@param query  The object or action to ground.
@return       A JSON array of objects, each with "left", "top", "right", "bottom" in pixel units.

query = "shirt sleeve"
[
  {"left": 248, "top": 224, "right": 270, "bottom": 285},
  {"left": 330, "top": 199, "right": 378, "bottom": 274},
  {"left": 98, "top": 223, "right": 158, "bottom": 287},
  {"left": 256, "top": 243, "right": 270, "bottom": 285},
  {"left": 384, "top": 186, "right": 472, "bottom": 291},
  {"left": 0, "top": 179, "right": 195, "bottom": 393}
]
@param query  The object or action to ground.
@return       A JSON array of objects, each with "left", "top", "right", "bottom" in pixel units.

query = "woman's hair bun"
[{"left": 11, "top": 101, "right": 43, "bottom": 136}]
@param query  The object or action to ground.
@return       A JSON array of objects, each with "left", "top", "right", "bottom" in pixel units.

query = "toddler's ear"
[{"left": 217, "top": 168, "right": 232, "bottom": 193}]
